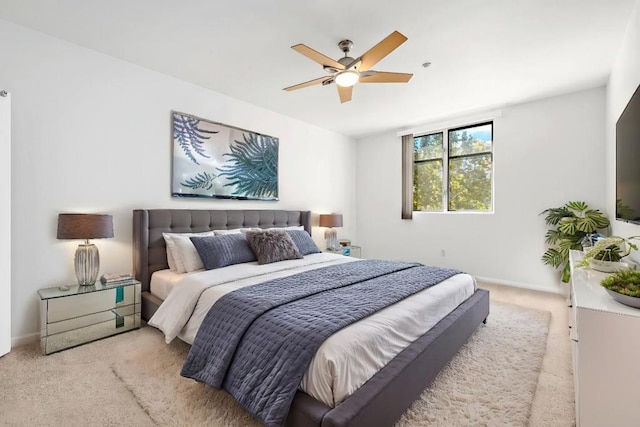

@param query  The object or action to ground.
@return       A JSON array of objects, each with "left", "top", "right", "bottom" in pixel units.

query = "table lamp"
[
  {"left": 57, "top": 213, "right": 114, "bottom": 286},
  {"left": 319, "top": 213, "right": 343, "bottom": 251}
]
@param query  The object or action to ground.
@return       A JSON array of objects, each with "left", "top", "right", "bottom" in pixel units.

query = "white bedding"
[{"left": 148, "top": 254, "right": 476, "bottom": 407}]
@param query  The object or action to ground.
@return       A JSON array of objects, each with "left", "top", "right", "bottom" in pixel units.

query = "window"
[{"left": 412, "top": 122, "right": 493, "bottom": 212}]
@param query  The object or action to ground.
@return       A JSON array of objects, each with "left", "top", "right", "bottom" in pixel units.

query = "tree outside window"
[{"left": 413, "top": 122, "right": 493, "bottom": 212}]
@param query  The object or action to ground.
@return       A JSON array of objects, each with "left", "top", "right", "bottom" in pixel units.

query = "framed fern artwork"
[{"left": 171, "top": 111, "right": 279, "bottom": 201}]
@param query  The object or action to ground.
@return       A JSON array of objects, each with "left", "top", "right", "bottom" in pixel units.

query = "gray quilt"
[{"left": 181, "top": 259, "right": 461, "bottom": 427}]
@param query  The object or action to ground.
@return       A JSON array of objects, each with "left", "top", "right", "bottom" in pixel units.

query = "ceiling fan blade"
[
  {"left": 337, "top": 85, "right": 353, "bottom": 103},
  {"left": 291, "top": 44, "right": 345, "bottom": 70},
  {"left": 283, "top": 76, "right": 332, "bottom": 91},
  {"left": 359, "top": 31, "right": 408, "bottom": 71},
  {"left": 359, "top": 72, "right": 413, "bottom": 83}
]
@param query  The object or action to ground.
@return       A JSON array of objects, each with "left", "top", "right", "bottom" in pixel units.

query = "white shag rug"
[{"left": 110, "top": 301, "right": 550, "bottom": 426}]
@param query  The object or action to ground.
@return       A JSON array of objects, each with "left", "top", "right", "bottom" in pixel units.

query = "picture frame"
[{"left": 171, "top": 111, "right": 279, "bottom": 201}]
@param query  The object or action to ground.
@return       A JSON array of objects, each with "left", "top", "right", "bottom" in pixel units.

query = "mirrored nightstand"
[
  {"left": 324, "top": 245, "right": 362, "bottom": 258},
  {"left": 38, "top": 279, "right": 141, "bottom": 355}
]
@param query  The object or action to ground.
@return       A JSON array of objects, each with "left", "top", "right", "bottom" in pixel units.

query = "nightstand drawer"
[
  {"left": 47, "top": 286, "right": 139, "bottom": 322},
  {"left": 42, "top": 313, "right": 140, "bottom": 355},
  {"left": 47, "top": 304, "right": 141, "bottom": 335}
]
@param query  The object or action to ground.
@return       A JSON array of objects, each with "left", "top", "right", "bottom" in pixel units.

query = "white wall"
[
  {"left": 0, "top": 20, "right": 356, "bottom": 342},
  {"left": 356, "top": 88, "right": 606, "bottom": 294},
  {"left": 0, "top": 93, "right": 11, "bottom": 356},
  {"left": 607, "top": 1, "right": 640, "bottom": 241}
]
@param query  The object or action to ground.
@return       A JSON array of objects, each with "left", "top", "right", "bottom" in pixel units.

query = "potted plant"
[
  {"left": 578, "top": 236, "right": 639, "bottom": 272},
  {"left": 601, "top": 269, "right": 640, "bottom": 308},
  {"left": 541, "top": 201, "right": 610, "bottom": 283}
]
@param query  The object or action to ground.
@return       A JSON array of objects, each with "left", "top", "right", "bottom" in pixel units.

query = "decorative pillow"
[
  {"left": 286, "top": 229, "right": 320, "bottom": 256},
  {"left": 162, "top": 231, "right": 214, "bottom": 273},
  {"left": 245, "top": 229, "right": 303, "bottom": 265},
  {"left": 190, "top": 234, "right": 257, "bottom": 270}
]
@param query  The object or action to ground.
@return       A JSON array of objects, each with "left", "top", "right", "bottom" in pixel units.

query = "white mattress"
[
  {"left": 150, "top": 269, "right": 188, "bottom": 300},
  {"left": 148, "top": 254, "right": 476, "bottom": 407}
]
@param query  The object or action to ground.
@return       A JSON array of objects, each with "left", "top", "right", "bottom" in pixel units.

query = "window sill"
[{"left": 412, "top": 210, "right": 494, "bottom": 215}]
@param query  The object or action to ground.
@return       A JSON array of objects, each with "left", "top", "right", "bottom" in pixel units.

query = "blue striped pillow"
[
  {"left": 190, "top": 234, "right": 256, "bottom": 270},
  {"left": 286, "top": 229, "right": 321, "bottom": 256}
]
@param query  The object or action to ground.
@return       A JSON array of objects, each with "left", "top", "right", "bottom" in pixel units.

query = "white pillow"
[
  {"left": 162, "top": 231, "right": 214, "bottom": 273},
  {"left": 213, "top": 229, "right": 243, "bottom": 235},
  {"left": 163, "top": 238, "right": 177, "bottom": 271},
  {"left": 171, "top": 234, "right": 206, "bottom": 273},
  {"left": 214, "top": 228, "right": 262, "bottom": 236},
  {"left": 268, "top": 225, "right": 304, "bottom": 231}
]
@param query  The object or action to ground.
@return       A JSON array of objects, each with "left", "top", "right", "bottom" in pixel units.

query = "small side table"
[
  {"left": 38, "top": 279, "right": 141, "bottom": 355},
  {"left": 324, "top": 245, "right": 362, "bottom": 258}
]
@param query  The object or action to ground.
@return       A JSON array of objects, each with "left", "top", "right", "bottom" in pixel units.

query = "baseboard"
[
  {"left": 474, "top": 275, "right": 565, "bottom": 295},
  {"left": 12, "top": 332, "right": 39, "bottom": 348}
]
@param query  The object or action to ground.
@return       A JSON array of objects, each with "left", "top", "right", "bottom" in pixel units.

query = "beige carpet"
[
  {"left": 0, "top": 300, "right": 554, "bottom": 427},
  {"left": 480, "top": 283, "right": 575, "bottom": 427}
]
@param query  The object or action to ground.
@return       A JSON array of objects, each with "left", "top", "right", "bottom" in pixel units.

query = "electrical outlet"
[{"left": 441, "top": 249, "right": 446, "bottom": 257}]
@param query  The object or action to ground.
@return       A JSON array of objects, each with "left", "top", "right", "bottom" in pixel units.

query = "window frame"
[{"left": 412, "top": 121, "right": 494, "bottom": 214}]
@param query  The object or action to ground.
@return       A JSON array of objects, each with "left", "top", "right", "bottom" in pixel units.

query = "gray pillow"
[
  {"left": 286, "top": 229, "right": 320, "bottom": 256},
  {"left": 190, "top": 234, "right": 256, "bottom": 270},
  {"left": 245, "top": 229, "right": 303, "bottom": 265}
]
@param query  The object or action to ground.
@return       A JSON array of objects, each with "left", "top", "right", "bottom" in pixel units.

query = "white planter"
[{"left": 589, "top": 259, "right": 633, "bottom": 273}]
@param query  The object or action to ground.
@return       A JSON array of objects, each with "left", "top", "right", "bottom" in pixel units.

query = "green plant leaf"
[
  {"left": 576, "top": 209, "right": 610, "bottom": 232},
  {"left": 540, "top": 207, "right": 573, "bottom": 226},
  {"left": 557, "top": 218, "right": 577, "bottom": 235},
  {"left": 542, "top": 248, "right": 564, "bottom": 268},
  {"left": 558, "top": 238, "right": 582, "bottom": 252},
  {"left": 545, "top": 229, "right": 563, "bottom": 245},
  {"left": 566, "top": 201, "right": 588, "bottom": 212}
]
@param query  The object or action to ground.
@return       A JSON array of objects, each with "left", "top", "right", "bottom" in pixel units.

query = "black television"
[{"left": 616, "top": 83, "right": 640, "bottom": 224}]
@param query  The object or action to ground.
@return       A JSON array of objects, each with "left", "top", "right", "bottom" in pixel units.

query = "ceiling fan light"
[{"left": 335, "top": 70, "right": 359, "bottom": 87}]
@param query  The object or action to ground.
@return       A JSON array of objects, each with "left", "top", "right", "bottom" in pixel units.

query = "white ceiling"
[{"left": 0, "top": 0, "right": 636, "bottom": 138}]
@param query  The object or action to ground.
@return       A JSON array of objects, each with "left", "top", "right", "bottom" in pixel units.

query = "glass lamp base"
[
  {"left": 75, "top": 243, "right": 99, "bottom": 286},
  {"left": 324, "top": 228, "right": 340, "bottom": 251}
]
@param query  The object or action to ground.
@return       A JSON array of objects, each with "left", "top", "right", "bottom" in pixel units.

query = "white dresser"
[{"left": 569, "top": 250, "right": 640, "bottom": 427}]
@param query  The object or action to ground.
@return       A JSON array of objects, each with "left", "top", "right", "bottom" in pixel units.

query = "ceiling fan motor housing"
[
  {"left": 338, "top": 57, "right": 356, "bottom": 67},
  {"left": 338, "top": 39, "right": 353, "bottom": 54}
]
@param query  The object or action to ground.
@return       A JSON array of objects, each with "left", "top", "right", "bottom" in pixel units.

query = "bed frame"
[{"left": 132, "top": 208, "right": 489, "bottom": 427}]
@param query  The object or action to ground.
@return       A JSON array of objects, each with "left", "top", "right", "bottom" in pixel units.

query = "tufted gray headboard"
[{"left": 132, "top": 209, "right": 312, "bottom": 319}]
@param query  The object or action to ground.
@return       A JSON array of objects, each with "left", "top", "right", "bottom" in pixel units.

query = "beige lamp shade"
[{"left": 319, "top": 214, "right": 343, "bottom": 228}]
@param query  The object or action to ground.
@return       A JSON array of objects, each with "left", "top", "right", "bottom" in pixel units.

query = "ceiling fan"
[{"left": 283, "top": 31, "right": 413, "bottom": 103}]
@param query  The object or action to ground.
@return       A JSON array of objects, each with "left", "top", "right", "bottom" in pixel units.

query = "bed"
[{"left": 133, "top": 208, "right": 490, "bottom": 427}]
